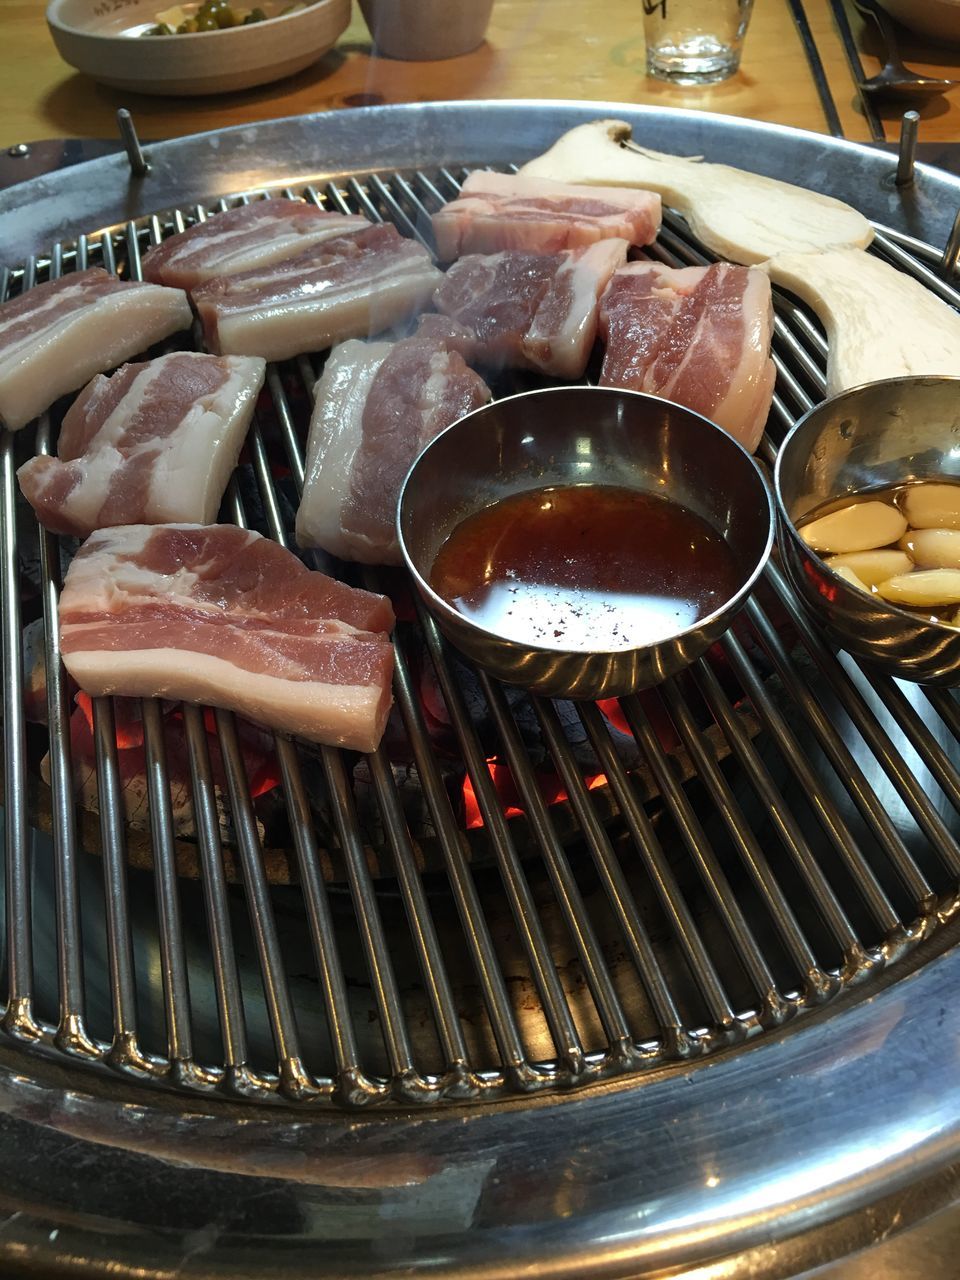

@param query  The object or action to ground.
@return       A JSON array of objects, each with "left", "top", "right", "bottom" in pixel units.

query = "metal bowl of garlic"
[
  {"left": 775, "top": 374, "right": 960, "bottom": 684},
  {"left": 399, "top": 385, "right": 774, "bottom": 700}
]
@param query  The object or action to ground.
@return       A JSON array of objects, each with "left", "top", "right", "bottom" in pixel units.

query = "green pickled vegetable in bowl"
[{"left": 141, "top": 0, "right": 304, "bottom": 33}]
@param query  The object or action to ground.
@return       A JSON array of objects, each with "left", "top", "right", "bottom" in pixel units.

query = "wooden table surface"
[{"left": 2, "top": 0, "right": 960, "bottom": 150}]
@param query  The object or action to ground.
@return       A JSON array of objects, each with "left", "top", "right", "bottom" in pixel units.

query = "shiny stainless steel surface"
[
  {"left": 1, "top": 104, "right": 960, "bottom": 1277},
  {"left": 3, "top": 929, "right": 960, "bottom": 1278},
  {"left": 852, "top": 0, "right": 960, "bottom": 100},
  {"left": 399, "top": 386, "right": 774, "bottom": 699},
  {"left": 776, "top": 375, "right": 960, "bottom": 685},
  {"left": 3, "top": 101, "right": 960, "bottom": 264}
]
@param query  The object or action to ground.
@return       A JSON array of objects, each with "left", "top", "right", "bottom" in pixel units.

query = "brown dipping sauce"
[{"left": 429, "top": 483, "right": 740, "bottom": 650}]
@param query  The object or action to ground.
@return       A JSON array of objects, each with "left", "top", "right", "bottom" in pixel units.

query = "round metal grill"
[{"left": 2, "top": 135, "right": 960, "bottom": 1115}]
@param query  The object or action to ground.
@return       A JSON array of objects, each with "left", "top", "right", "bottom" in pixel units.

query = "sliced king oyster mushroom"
[
  {"left": 762, "top": 251, "right": 960, "bottom": 398},
  {"left": 519, "top": 119, "right": 873, "bottom": 266}
]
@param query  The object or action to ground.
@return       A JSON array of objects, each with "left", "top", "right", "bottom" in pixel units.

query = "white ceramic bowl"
[
  {"left": 876, "top": 0, "right": 960, "bottom": 44},
  {"left": 46, "top": 0, "right": 351, "bottom": 95}
]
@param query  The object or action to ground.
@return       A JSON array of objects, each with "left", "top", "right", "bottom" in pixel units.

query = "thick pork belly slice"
[
  {"left": 0, "top": 268, "right": 192, "bottom": 431},
  {"left": 59, "top": 525, "right": 396, "bottom": 753},
  {"left": 432, "top": 239, "right": 628, "bottom": 378},
  {"left": 194, "top": 224, "right": 445, "bottom": 362},
  {"left": 599, "top": 261, "right": 775, "bottom": 453},
  {"left": 296, "top": 334, "right": 492, "bottom": 564},
  {"left": 432, "top": 170, "right": 661, "bottom": 260},
  {"left": 141, "top": 199, "right": 371, "bottom": 290},
  {"left": 17, "top": 353, "right": 266, "bottom": 538}
]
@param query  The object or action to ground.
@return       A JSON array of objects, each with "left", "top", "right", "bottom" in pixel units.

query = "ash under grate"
[{"left": 2, "top": 165, "right": 960, "bottom": 1108}]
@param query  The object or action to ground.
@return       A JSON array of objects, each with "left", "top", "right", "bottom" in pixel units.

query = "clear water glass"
[{"left": 643, "top": 0, "right": 755, "bottom": 84}]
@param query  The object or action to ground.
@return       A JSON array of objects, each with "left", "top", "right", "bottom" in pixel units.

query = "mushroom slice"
[
  {"left": 799, "top": 501, "right": 906, "bottom": 555},
  {"left": 900, "top": 527, "right": 960, "bottom": 570},
  {"left": 826, "top": 549, "right": 912, "bottom": 587},
  {"left": 876, "top": 569, "right": 960, "bottom": 608},
  {"left": 901, "top": 484, "right": 960, "bottom": 531}
]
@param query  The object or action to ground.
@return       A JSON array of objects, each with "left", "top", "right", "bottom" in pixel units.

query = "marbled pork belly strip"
[
  {"left": 193, "top": 224, "right": 445, "bottom": 361},
  {"left": 0, "top": 268, "right": 192, "bottom": 430},
  {"left": 599, "top": 260, "right": 775, "bottom": 453},
  {"left": 432, "top": 170, "right": 661, "bottom": 260},
  {"left": 296, "top": 332, "right": 491, "bottom": 564},
  {"left": 17, "top": 352, "right": 266, "bottom": 537},
  {"left": 59, "top": 524, "right": 395, "bottom": 753},
  {"left": 432, "top": 239, "right": 628, "bottom": 378},
  {"left": 141, "top": 198, "right": 371, "bottom": 289}
]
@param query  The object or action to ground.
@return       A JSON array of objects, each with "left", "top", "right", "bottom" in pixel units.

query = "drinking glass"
[{"left": 643, "top": 0, "right": 754, "bottom": 84}]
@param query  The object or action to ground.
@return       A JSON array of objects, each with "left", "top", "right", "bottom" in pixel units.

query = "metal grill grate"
[{"left": 2, "top": 165, "right": 960, "bottom": 1108}]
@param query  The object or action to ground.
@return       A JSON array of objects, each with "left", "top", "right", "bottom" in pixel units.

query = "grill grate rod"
[
  {"left": 766, "top": 563, "right": 960, "bottom": 880},
  {"left": 744, "top": 597, "right": 912, "bottom": 928},
  {"left": 416, "top": 601, "right": 587, "bottom": 1077},
  {"left": 689, "top": 657, "right": 862, "bottom": 966},
  {"left": 389, "top": 634, "right": 529, "bottom": 1090},
  {"left": 180, "top": 702, "right": 257, "bottom": 1090},
  {"left": 658, "top": 677, "right": 827, "bottom": 1002},
  {"left": 477, "top": 670, "right": 637, "bottom": 1063},
  {"left": 0, "top": 419, "right": 36, "bottom": 1041},
  {"left": 563, "top": 700, "right": 727, "bottom": 1044},
  {"left": 718, "top": 629, "right": 885, "bottom": 962},
  {"left": 621, "top": 693, "right": 785, "bottom": 1022}
]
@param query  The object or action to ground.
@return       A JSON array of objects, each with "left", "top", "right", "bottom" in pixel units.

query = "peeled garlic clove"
[
  {"left": 830, "top": 565, "right": 871, "bottom": 593},
  {"left": 876, "top": 568, "right": 960, "bottom": 607},
  {"left": 901, "top": 484, "right": 960, "bottom": 531},
  {"left": 800, "top": 501, "right": 906, "bottom": 554},
  {"left": 899, "top": 527, "right": 960, "bottom": 570},
  {"left": 826, "top": 549, "right": 912, "bottom": 587}
]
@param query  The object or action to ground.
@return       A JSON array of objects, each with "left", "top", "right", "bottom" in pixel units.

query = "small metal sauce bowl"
[
  {"left": 775, "top": 374, "right": 960, "bottom": 686},
  {"left": 397, "top": 386, "right": 774, "bottom": 700}
]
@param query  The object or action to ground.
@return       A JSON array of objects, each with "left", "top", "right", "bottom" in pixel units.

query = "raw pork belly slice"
[
  {"left": 432, "top": 170, "right": 661, "bottom": 260},
  {"left": 0, "top": 268, "right": 192, "bottom": 431},
  {"left": 141, "top": 198, "right": 371, "bottom": 290},
  {"left": 194, "top": 224, "right": 445, "bottom": 362},
  {"left": 599, "top": 261, "right": 775, "bottom": 453},
  {"left": 296, "top": 332, "right": 492, "bottom": 564},
  {"left": 59, "top": 524, "right": 396, "bottom": 753},
  {"left": 17, "top": 352, "right": 265, "bottom": 537},
  {"left": 432, "top": 239, "right": 628, "bottom": 378}
]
